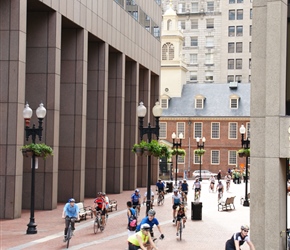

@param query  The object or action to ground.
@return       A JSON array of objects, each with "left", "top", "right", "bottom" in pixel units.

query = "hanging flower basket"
[
  {"left": 194, "top": 149, "right": 206, "bottom": 156},
  {"left": 237, "top": 148, "right": 250, "bottom": 157},
  {"left": 21, "top": 143, "right": 53, "bottom": 159},
  {"left": 132, "top": 140, "right": 170, "bottom": 158},
  {"left": 171, "top": 148, "right": 186, "bottom": 157}
]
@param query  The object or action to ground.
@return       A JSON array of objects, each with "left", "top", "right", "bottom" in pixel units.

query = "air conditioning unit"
[{"left": 229, "top": 82, "right": 238, "bottom": 88}]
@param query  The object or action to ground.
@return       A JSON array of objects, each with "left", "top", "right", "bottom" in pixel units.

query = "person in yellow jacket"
[{"left": 128, "top": 223, "right": 159, "bottom": 250}]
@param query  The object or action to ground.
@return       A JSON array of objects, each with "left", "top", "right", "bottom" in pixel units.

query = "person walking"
[{"left": 225, "top": 225, "right": 255, "bottom": 250}]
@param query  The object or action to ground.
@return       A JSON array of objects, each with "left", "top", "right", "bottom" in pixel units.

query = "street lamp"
[
  {"left": 137, "top": 101, "right": 162, "bottom": 215},
  {"left": 239, "top": 124, "right": 250, "bottom": 207},
  {"left": 172, "top": 132, "right": 183, "bottom": 187},
  {"left": 23, "top": 102, "right": 47, "bottom": 234},
  {"left": 196, "top": 137, "right": 206, "bottom": 181}
]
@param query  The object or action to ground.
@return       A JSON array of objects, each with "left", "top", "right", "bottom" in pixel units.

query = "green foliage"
[
  {"left": 194, "top": 149, "right": 205, "bottom": 156},
  {"left": 237, "top": 148, "right": 250, "bottom": 157},
  {"left": 172, "top": 148, "right": 186, "bottom": 157},
  {"left": 21, "top": 143, "right": 53, "bottom": 159},
  {"left": 131, "top": 140, "right": 171, "bottom": 158}
]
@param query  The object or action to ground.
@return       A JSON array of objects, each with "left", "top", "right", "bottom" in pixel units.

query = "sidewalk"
[{"left": 0, "top": 180, "right": 251, "bottom": 250}]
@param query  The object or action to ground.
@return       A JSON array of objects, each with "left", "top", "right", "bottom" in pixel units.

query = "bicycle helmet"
[
  {"left": 173, "top": 189, "right": 178, "bottom": 193},
  {"left": 241, "top": 225, "right": 250, "bottom": 231},
  {"left": 68, "top": 198, "right": 75, "bottom": 202},
  {"left": 135, "top": 189, "right": 140, "bottom": 193},
  {"left": 102, "top": 192, "right": 106, "bottom": 196},
  {"left": 141, "top": 223, "right": 151, "bottom": 230},
  {"left": 148, "top": 209, "right": 156, "bottom": 216}
]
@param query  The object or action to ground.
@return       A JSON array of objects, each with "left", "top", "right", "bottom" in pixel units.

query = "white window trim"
[
  {"left": 211, "top": 150, "right": 220, "bottom": 165},
  {"left": 211, "top": 122, "right": 220, "bottom": 139}
]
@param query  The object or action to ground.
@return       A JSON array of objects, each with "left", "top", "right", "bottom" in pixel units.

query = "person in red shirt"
[{"left": 93, "top": 192, "right": 106, "bottom": 228}]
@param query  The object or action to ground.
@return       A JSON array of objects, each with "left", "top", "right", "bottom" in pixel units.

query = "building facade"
[{"left": 0, "top": 0, "right": 162, "bottom": 219}]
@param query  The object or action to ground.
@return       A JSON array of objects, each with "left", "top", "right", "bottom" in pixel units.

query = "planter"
[
  {"left": 238, "top": 152, "right": 245, "bottom": 157},
  {"left": 22, "top": 149, "right": 33, "bottom": 157},
  {"left": 143, "top": 147, "right": 152, "bottom": 156},
  {"left": 135, "top": 147, "right": 143, "bottom": 156}
]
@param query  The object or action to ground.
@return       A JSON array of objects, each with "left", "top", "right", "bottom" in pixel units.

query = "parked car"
[{"left": 192, "top": 170, "right": 217, "bottom": 179}]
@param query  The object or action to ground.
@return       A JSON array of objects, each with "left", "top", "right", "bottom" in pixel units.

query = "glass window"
[
  {"left": 229, "top": 0, "right": 235, "bottom": 3},
  {"left": 229, "top": 10, "right": 235, "bottom": 20},
  {"left": 207, "top": 2, "right": 214, "bottom": 11},
  {"left": 191, "top": 19, "right": 198, "bottom": 29},
  {"left": 228, "top": 42, "right": 235, "bottom": 53},
  {"left": 205, "top": 71, "right": 213, "bottom": 81},
  {"left": 246, "top": 122, "right": 251, "bottom": 139},
  {"left": 249, "top": 75, "right": 251, "bottom": 82},
  {"left": 236, "top": 59, "right": 242, "bottom": 69},
  {"left": 191, "top": 37, "right": 198, "bottom": 46},
  {"left": 236, "top": 26, "right": 243, "bottom": 36},
  {"left": 249, "top": 42, "right": 251, "bottom": 52},
  {"left": 211, "top": 150, "right": 220, "bottom": 164},
  {"left": 159, "top": 122, "right": 167, "bottom": 138},
  {"left": 249, "top": 25, "right": 252, "bottom": 36},
  {"left": 192, "top": 2, "right": 199, "bottom": 12},
  {"left": 211, "top": 122, "right": 220, "bottom": 139},
  {"left": 237, "top": 0, "right": 243, "bottom": 2},
  {"left": 161, "top": 99, "right": 168, "bottom": 109},
  {"left": 230, "top": 99, "right": 238, "bottom": 109},
  {"left": 179, "top": 21, "right": 185, "bottom": 30},
  {"left": 206, "top": 19, "right": 214, "bottom": 29},
  {"left": 190, "top": 54, "right": 198, "bottom": 64},
  {"left": 206, "top": 36, "right": 214, "bottom": 47},
  {"left": 229, "top": 122, "right": 237, "bottom": 138},
  {"left": 250, "top": 9, "right": 252, "bottom": 19},
  {"left": 229, "top": 151, "right": 237, "bottom": 165},
  {"left": 228, "top": 26, "right": 235, "bottom": 37},
  {"left": 228, "top": 59, "right": 234, "bottom": 69},
  {"left": 235, "top": 75, "right": 242, "bottom": 83},
  {"left": 249, "top": 58, "right": 251, "bottom": 69},
  {"left": 162, "top": 43, "right": 174, "bottom": 60},
  {"left": 237, "top": 9, "right": 243, "bottom": 20},
  {"left": 194, "top": 122, "right": 202, "bottom": 138},
  {"left": 178, "top": 3, "right": 186, "bottom": 13},
  {"left": 227, "top": 75, "right": 234, "bottom": 83},
  {"left": 236, "top": 42, "right": 243, "bottom": 53},
  {"left": 177, "top": 122, "right": 185, "bottom": 137},
  {"left": 190, "top": 71, "right": 197, "bottom": 81},
  {"left": 205, "top": 53, "right": 213, "bottom": 64},
  {"left": 177, "top": 155, "right": 185, "bottom": 163},
  {"left": 194, "top": 153, "right": 201, "bottom": 164},
  {"left": 195, "top": 99, "right": 203, "bottom": 109}
]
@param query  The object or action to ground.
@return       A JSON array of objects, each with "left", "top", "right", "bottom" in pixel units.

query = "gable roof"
[{"left": 161, "top": 83, "right": 250, "bottom": 117}]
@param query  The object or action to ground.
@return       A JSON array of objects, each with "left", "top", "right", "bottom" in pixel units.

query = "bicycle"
[
  {"left": 226, "top": 181, "right": 230, "bottom": 191},
  {"left": 133, "top": 204, "right": 140, "bottom": 218},
  {"left": 175, "top": 217, "right": 184, "bottom": 241},
  {"left": 157, "top": 192, "right": 164, "bottom": 206},
  {"left": 194, "top": 190, "right": 200, "bottom": 202},
  {"left": 93, "top": 211, "right": 104, "bottom": 234},
  {"left": 218, "top": 190, "right": 223, "bottom": 202},
  {"left": 64, "top": 217, "right": 79, "bottom": 248}
]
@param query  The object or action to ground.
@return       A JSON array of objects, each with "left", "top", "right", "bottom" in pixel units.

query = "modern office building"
[
  {"left": 0, "top": 0, "right": 162, "bottom": 219},
  {"left": 161, "top": 0, "right": 252, "bottom": 84}
]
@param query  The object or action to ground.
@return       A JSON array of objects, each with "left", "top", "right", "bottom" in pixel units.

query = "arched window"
[
  {"left": 167, "top": 19, "right": 172, "bottom": 30},
  {"left": 162, "top": 42, "right": 174, "bottom": 60}
]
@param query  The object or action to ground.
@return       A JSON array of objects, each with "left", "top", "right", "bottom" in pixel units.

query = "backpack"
[{"left": 128, "top": 208, "right": 137, "bottom": 231}]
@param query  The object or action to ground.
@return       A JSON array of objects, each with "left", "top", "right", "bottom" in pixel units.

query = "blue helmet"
[{"left": 68, "top": 198, "right": 75, "bottom": 202}]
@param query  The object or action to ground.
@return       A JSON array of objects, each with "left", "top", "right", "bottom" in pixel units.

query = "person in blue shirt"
[
  {"left": 136, "top": 209, "right": 164, "bottom": 240},
  {"left": 131, "top": 189, "right": 141, "bottom": 215},
  {"left": 181, "top": 179, "right": 189, "bottom": 195},
  {"left": 156, "top": 179, "right": 165, "bottom": 195},
  {"left": 62, "top": 198, "right": 79, "bottom": 241}
]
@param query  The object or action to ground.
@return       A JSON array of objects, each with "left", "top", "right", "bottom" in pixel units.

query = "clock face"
[{"left": 165, "top": 88, "right": 169, "bottom": 92}]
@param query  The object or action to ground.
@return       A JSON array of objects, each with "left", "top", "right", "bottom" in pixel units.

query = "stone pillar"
[
  {"left": 58, "top": 27, "right": 87, "bottom": 202},
  {"left": 0, "top": 0, "right": 27, "bottom": 219},
  {"left": 85, "top": 41, "right": 109, "bottom": 197}
]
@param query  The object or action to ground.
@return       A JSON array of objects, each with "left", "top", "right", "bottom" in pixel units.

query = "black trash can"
[
  {"left": 191, "top": 202, "right": 202, "bottom": 220},
  {"left": 167, "top": 182, "right": 173, "bottom": 193}
]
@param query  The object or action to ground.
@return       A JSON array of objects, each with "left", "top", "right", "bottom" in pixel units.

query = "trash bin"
[
  {"left": 191, "top": 202, "right": 202, "bottom": 220},
  {"left": 167, "top": 182, "right": 173, "bottom": 193}
]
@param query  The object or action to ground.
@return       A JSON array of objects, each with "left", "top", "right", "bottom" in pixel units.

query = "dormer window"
[
  {"left": 195, "top": 94, "right": 205, "bottom": 109},
  {"left": 230, "top": 94, "right": 240, "bottom": 109},
  {"left": 161, "top": 99, "right": 168, "bottom": 109}
]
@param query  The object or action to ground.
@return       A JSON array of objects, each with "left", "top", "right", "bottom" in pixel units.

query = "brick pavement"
[{"left": 0, "top": 180, "right": 252, "bottom": 250}]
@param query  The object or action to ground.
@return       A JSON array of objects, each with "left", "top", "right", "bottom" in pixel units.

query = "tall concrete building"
[
  {"left": 161, "top": 0, "right": 252, "bottom": 84},
  {"left": 0, "top": 0, "right": 162, "bottom": 219}
]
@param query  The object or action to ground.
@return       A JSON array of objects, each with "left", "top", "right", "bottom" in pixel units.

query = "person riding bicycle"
[
  {"left": 175, "top": 202, "right": 187, "bottom": 237},
  {"left": 172, "top": 189, "right": 182, "bottom": 223},
  {"left": 216, "top": 180, "right": 224, "bottom": 201},
  {"left": 156, "top": 179, "right": 165, "bottom": 195},
  {"left": 93, "top": 192, "right": 106, "bottom": 228},
  {"left": 62, "top": 198, "right": 80, "bottom": 242},
  {"left": 209, "top": 174, "right": 216, "bottom": 192},
  {"left": 181, "top": 179, "right": 189, "bottom": 196},
  {"left": 131, "top": 189, "right": 141, "bottom": 215},
  {"left": 225, "top": 173, "right": 232, "bottom": 191},
  {"left": 136, "top": 209, "right": 164, "bottom": 241},
  {"left": 128, "top": 223, "right": 159, "bottom": 250},
  {"left": 225, "top": 225, "right": 256, "bottom": 250},
  {"left": 143, "top": 189, "right": 155, "bottom": 206},
  {"left": 193, "top": 178, "right": 201, "bottom": 200}
]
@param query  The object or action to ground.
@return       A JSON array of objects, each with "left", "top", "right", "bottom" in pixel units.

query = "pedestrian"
[
  {"left": 225, "top": 225, "right": 255, "bottom": 250},
  {"left": 217, "top": 170, "right": 222, "bottom": 181},
  {"left": 127, "top": 201, "right": 137, "bottom": 237}
]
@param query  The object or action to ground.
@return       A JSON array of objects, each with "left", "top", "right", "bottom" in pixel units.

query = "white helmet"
[{"left": 141, "top": 223, "right": 151, "bottom": 230}]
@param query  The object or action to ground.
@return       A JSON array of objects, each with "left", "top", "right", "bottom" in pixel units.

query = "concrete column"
[
  {"left": 0, "top": 0, "right": 27, "bottom": 219},
  {"left": 85, "top": 41, "right": 109, "bottom": 197},
  {"left": 58, "top": 27, "right": 88, "bottom": 202},
  {"left": 106, "top": 51, "right": 125, "bottom": 193}
]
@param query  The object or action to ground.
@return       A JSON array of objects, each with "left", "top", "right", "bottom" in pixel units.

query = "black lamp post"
[
  {"left": 239, "top": 124, "right": 250, "bottom": 207},
  {"left": 137, "top": 101, "right": 162, "bottom": 215},
  {"left": 196, "top": 137, "right": 206, "bottom": 181},
  {"left": 172, "top": 132, "right": 183, "bottom": 187},
  {"left": 23, "top": 103, "right": 47, "bottom": 234}
]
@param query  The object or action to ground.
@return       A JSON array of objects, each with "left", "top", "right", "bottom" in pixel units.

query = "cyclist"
[
  {"left": 143, "top": 189, "right": 155, "bottom": 207},
  {"left": 136, "top": 209, "right": 164, "bottom": 241},
  {"left": 127, "top": 201, "right": 137, "bottom": 237},
  {"left": 156, "top": 179, "right": 165, "bottom": 195},
  {"left": 181, "top": 179, "right": 189, "bottom": 196},
  {"left": 216, "top": 180, "right": 224, "bottom": 202},
  {"left": 209, "top": 174, "right": 216, "bottom": 192},
  {"left": 225, "top": 173, "right": 232, "bottom": 191},
  {"left": 128, "top": 223, "right": 159, "bottom": 250},
  {"left": 192, "top": 178, "right": 201, "bottom": 201},
  {"left": 102, "top": 192, "right": 109, "bottom": 219},
  {"left": 131, "top": 189, "right": 141, "bottom": 215},
  {"left": 225, "top": 225, "right": 256, "bottom": 250},
  {"left": 172, "top": 189, "right": 182, "bottom": 223},
  {"left": 175, "top": 202, "right": 187, "bottom": 237},
  {"left": 93, "top": 192, "right": 106, "bottom": 228},
  {"left": 62, "top": 198, "right": 80, "bottom": 242}
]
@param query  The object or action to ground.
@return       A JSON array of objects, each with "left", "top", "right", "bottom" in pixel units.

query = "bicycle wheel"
[
  {"left": 66, "top": 227, "right": 71, "bottom": 248},
  {"left": 93, "top": 218, "right": 99, "bottom": 234},
  {"left": 179, "top": 221, "right": 182, "bottom": 241},
  {"left": 160, "top": 195, "right": 164, "bottom": 205}
]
